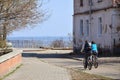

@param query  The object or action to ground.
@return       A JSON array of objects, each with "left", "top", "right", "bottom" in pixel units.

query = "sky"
[{"left": 8, "top": 0, "right": 73, "bottom": 37}]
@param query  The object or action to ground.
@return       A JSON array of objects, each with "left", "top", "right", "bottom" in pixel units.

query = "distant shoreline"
[{"left": 7, "top": 36, "right": 69, "bottom": 40}]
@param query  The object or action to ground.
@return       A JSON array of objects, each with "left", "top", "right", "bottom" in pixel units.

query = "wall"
[
  {"left": 0, "top": 49, "right": 22, "bottom": 77},
  {"left": 73, "top": 0, "right": 120, "bottom": 54},
  {"left": 74, "top": 0, "right": 113, "bottom": 14}
]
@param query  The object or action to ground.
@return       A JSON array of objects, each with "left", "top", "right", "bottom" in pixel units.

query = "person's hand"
[
  {"left": 80, "top": 50, "right": 82, "bottom": 53},
  {"left": 80, "top": 51, "right": 84, "bottom": 54}
]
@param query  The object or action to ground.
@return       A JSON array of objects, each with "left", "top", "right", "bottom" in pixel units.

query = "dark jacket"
[{"left": 84, "top": 42, "right": 91, "bottom": 52}]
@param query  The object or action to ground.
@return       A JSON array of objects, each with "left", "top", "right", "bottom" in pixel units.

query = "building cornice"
[{"left": 73, "top": 6, "right": 116, "bottom": 16}]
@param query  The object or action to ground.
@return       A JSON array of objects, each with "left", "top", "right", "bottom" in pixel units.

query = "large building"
[{"left": 73, "top": 0, "right": 120, "bottom": 54}]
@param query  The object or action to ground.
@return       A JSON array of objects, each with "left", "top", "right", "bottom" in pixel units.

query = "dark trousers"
[{"left": 84, "top": 52, "right": 91, "bottom": 68}]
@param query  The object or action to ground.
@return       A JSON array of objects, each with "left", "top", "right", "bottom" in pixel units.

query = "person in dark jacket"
[{"left": 82, "top": 40, "right": 91, "bottom": 69}]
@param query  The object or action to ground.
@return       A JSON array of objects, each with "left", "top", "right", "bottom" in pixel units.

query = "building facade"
[{"left": 73, "top": 0, "right": 120, "bottom": 53}]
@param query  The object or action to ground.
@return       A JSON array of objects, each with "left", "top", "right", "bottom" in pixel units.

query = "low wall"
[{"left": 0, "top": 49, "right": 22, "bottom": 77}]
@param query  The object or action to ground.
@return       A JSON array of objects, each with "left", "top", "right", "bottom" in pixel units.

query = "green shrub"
[{"left": 0, "top": 40, "right": 6, "bottom": 48}]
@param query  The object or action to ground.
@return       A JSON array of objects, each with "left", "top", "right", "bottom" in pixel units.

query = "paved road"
[
  {"left": 4, "top": 50, "right": 71, "bottom": 80},
  {"left": 23, "top": 50, "right": 120, "bottom": 79},
  {"left": 4, "top": 49, "right": 120, "bottom": 80},
  {"left": 84, "top": 63, "right": 120, "bottom": 79}
]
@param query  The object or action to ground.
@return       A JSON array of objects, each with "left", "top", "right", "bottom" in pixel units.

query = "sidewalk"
[{"left": 4, "top": 57, "right": 71, "bottom": 80}]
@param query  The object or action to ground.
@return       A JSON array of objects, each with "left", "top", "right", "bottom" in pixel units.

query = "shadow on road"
[{"left": 22, "top": 52, "right": 68, "bottom": 58}]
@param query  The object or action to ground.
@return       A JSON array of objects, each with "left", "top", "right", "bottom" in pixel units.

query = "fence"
[{"left": 8, "top": 39, "right": 72, "bottom": 48}]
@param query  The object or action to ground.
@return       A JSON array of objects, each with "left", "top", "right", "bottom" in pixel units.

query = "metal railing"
[{"left": 7, "top": 39, "right": 72, "bottom": 48}]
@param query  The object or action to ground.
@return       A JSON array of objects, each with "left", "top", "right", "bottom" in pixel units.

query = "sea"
[
  {"left": 7, "top": 36, "right": 72, "bottom": 48},
  {"left": 7, "top": 36, "right": 69, "bottom": 41}
]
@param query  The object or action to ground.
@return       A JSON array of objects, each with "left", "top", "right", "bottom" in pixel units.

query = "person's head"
[
  {"left": 85, "top": 40, "right": 88, "bottom": 43},
  {"left": 91, "top": 41, "right": 95, "bottom": 44}
]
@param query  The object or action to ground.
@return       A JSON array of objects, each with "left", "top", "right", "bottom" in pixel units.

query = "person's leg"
[
  {"left": 84, "top": 53, "right": 88, "bottom": 69},
  {"left": 93, "top": 51, "right": 98, "bottom": 62}
]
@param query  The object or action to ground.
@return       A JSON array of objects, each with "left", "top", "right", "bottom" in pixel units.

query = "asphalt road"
[{"left": 22, "top": 49, "right": 120, "bottom": 79}]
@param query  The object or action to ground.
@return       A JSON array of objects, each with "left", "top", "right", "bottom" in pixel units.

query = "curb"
[{"left": 66, "top": 55, "right": 120, "bottom": 64}]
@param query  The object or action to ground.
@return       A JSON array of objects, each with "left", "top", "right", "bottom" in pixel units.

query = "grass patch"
[
  {"left": 0, "top": 64, "right": 23, "bottom": 80},
  {"left": 69, "top": 69, "right": 112, "bottom": 80}
]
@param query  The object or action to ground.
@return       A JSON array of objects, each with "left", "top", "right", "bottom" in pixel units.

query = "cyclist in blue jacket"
[{"left": 91, "top": 41, "right": 98, "bottom": 56}]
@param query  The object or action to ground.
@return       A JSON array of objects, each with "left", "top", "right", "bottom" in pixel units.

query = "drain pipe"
[{"left": 89, "top": 0, "right": 92, "bottom": 41}]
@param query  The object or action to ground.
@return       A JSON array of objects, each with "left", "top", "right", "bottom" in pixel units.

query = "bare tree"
[
  {"left": 51, "top": 39, "right": 65, "bottom": 48},
  {"left": 67, "top": 33, "right": 73, "bottom": 48},
  {"left": 0, "top": 0, "right": 48, "bottom": 40}
]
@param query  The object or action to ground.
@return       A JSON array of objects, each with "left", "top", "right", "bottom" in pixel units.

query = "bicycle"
[
  {"left": 87, "top": 52, "right": 98, "bottom": 70},
  {"left": 83, "top": 52, "right": 98, "bottom": 70}
]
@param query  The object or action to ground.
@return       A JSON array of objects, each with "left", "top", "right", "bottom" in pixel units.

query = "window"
[
  {"left": 80, "top": 0, "right": 83, "bottom": 6},
  {"left": 98, "top": 17, "right": 102, "bottom": 35},
  {"left": 97, "top": 0, "right": 102, "bottom": 3},
  {"left": 88, "top": 0, "right": 93, "bottom": 6},
  {"left": 86, "top": 20, "right": 89, "bottom": 36},
  {"left": 80, "top": 20, "right": 83, "bottom": 35}
]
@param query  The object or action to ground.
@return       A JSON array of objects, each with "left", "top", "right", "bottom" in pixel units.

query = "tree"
[
  {"left": 0, "top": 0, "right": 48, "bottom": 40},
  {"left": 51, "top": 39, "right": 65, "bottom": 48},
  {"left": 67, "top": 33, "right": 73, "bottom": 48}
]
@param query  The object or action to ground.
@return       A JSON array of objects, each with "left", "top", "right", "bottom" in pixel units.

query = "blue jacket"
[{"left": 91, "top": 44, "right": 98, "bottom": 53}]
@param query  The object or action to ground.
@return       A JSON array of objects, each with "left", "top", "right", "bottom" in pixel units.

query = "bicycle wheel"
[
  {"left": 88, "top": 61, "right": 92, "bottom": 70},
  {"left": 87, "top": 57, "right": 92, "bottom": 70},
  {"left": 94, "top": 61, "right": 98, "bottom": 68},
  {"left": 94, "top": 56, "right": 98, "bottom": 68}
]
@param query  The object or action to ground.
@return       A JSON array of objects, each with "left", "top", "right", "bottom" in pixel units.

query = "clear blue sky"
[{"left": 8, "top": 0, "right": 73, "bottom": 37}]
